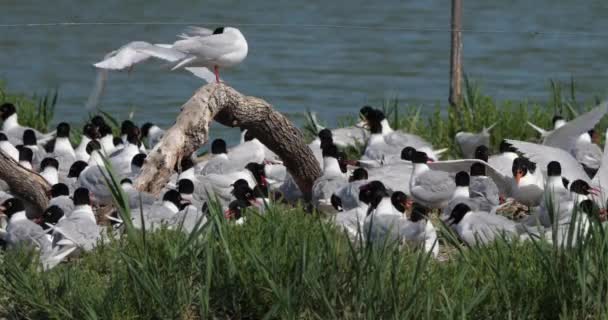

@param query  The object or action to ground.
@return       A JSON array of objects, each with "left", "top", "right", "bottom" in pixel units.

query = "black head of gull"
[
  {"left": 350, "top": 168, "right": 368, "bottom": 182},
  {"left": 547, "top": 161, "right": 561, "bottom": 177},
  {"left": 99, "top": 123, "right": 113, "bottom": 138},
  {"left": 86, "top": 140, "right": 102, "bottom": 155},
  {"left": 178, "top": 179, "right": 195, "bottom": 195},
  {"left": 22, "top": 129, "right": 37, "bottom": 146},
  {"left": 322, "top": 143, "right": 339, "bottom": 159},
  {"left": 0, "top": 133, "right": 7, "bottom": 141},
  {"left": 163, "top": 190, "right": 182, "bottom": 209},
  {"left": 232, "top": 179, "right": 256, "bottom": 207},
  {"left": 126, "top": 129, "right": 141, "bottom": 147},
  {"left": 561, "top": 177, "right": 570, "bottom": 189},
  {"left": 141, "top": 122, "right": 154, "bottom": 138},
  {"left": 365, "top": 110, "right": 385, "bottom": 134},
  {"left": 244, "top": 130, "right": 256, "bottom": 142},
  {"left": 569, "top": 180, "right": 598, "bottom": 196},
  {"left": 18, "top": 147, "right": 33, "bottom": 163},
  {"left": 358, "top": 180, "right": 385, "bottom": 205},
  {"left": 366, "top": 181, "right": 390, "bottom": 215},
  {"left": 175, "top": 156, "right": 195, "bottom": 172},
  {"left": 0, "top": 198, "right": 25, "bottom": 218},
  {"left": 391, "top": 191, "right": 409, "bottom": 213},
  {"left": 512, "top": 157, "right": 536, "bottom": 184},
  {"left": 120, "top": 178, "right": 132, "bottom": 185},
  {"left": 121, "top": 120, "right": 136, "bottom": 136},
  {"left": 470, "top": 163, "right": 486, "bottom": 177},
  {"left": 211, "top": 139, "right": 227, "bottom": 154},
  {"left": 474, "top": 145, "right": 489, "bottom": 162},
  {"left": 578, "top": 199, "right": 599, "bottom": 217},
  {"left": 83, "top": 123, "right": 100, "bottom": 140},
  {"left": 318, "top": 128, "right": 333, "bottom": 143},
  {"left": 449, "top": 203, "right": 471, "bottom": 225},
  {"left": 131, "top": 153, "right": 147, "bottom": 168},
  {"left": 411, "top": 151, "right": 430, "bottom": 164},
  {"left": 245, "top": 162, "right": 268, "bottom": 192},
  {"left": 90, "top": 115, "right": 106, "bottom": 128},
  {"left": 359, "top": 105, "right": 374, "bottom": 121},
  {"left": 0, "top": 103, "right": 17, "bottom": 121},
  {"left": 113, "top": 137, "right": 124, "bottom": 147},
  {"left": 40, "top": 157, "right": 59, "bottom": 171},
  {"left": 56, "top": 122, "right": 70, "bottom": 138},
  {"left": 213, "top": 27, "right": 225, "bottom": 34},
  {"left": 68, "top": 161, "right": 88, "bottom": 178},
  {"left": 43, "top": 205, "right": 64, "bottom": 229},
  {"left": 499, "top": 140, "right": 517, "bottom": 153},
  {"left": 401, "top": 146, "right": 417, "bottom": 161},
  {"left": 73, "top": 187, "right": 91, "bottom": 206},
  {"left": 410, "top": 202, "right": 430, "bottom": 222},
  {"left": 455, "top": 171, "right": 470, "bottom": 187},
  {"left": 50, "top": 183, "right": 70, "bottom": 198}
]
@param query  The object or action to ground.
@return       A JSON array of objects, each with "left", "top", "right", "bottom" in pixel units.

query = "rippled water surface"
[{"left": 1, "top": 0, "right": 607, "bottom": 143}]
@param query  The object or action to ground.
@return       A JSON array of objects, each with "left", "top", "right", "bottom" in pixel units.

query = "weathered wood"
[
  {"left": 0, "top": 151, "right": 50, "bottom": 216},
  {"left": 135, "top": 83, "right": 321, "bottom": 200},
  {"left": 449, "top": 0, "right": 463, "bottom": 108}
]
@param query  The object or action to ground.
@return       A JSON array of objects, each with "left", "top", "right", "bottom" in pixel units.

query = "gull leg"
[{"left": 214, "top": 65, "right": 220, "bottom": 83}]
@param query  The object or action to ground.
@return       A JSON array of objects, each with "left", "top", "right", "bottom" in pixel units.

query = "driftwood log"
[
  {"left": 135, "top": 83, "right": 321, "bottom": 200},
  {"left": 0, "top": 151, "right": 50, "bottom": 216}
]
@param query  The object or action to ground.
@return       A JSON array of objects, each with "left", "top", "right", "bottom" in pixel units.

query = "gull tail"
[
  {"left": 527, "top": 121, "right": 548, "bottom": 137},
  {"left": 185, "top": 67, "right": 216, "bottom": 83},
  {"left": 41, "top": 246, "right": 77, "bottom": 271},
  {"left": 482, "top": 122, "right": 498, "bottom": 134}
]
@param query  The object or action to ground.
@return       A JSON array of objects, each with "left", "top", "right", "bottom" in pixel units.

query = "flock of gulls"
[{"left": 2, "top": 26, "right": 608, "bottom": 270}]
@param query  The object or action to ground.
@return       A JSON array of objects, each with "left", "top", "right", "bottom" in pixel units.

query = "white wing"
[
  {"left": 93, "top": 41, "right": 154, "bottom": 70},
  {"left": 136, "top": 44, "right": 188, "bottom": 63},
  {"left": 543, "top": 102, "right": 608, "bottom": 151},
  {"left": 506, "top": 139, "right": 589, "bottom": 183},
  {"left": 185, "top": 67, "right": 216, "bottom": 83},
  {"left": 428, "top": 159, "right": 513, "bottom": 196}
]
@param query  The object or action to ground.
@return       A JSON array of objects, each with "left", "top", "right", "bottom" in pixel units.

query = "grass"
[{"left": 2, "top": 78, "right": 608, "bottom": 318}]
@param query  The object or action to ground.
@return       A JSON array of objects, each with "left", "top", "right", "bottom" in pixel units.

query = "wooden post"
[{"left": 449, "top": 0, "right": 463, "bottom": 108}]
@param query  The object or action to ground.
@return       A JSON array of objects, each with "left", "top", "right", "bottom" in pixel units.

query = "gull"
[
  {"left": 39, "top": 158, "right": 59, "bottom": 185},
  {"left": 77, "top": 141, "right": 113, "bottom": 205},
  {"left": 22, "top": 129, "right": 46, "bottom": 168},
  {"left": 75, "top": 123, "right": 100, "bottom": 162},
  {"left": 455, "top": 123, "right": 496, "bottom": 159},
  {"left": 312, "top": 144, "right": 348, "bottom": 213},
  {"left": 48, "top": 183, "right": 74, "bottom": 215},
  {"left": 528, "top": 102, "right": 608, "bottom": 152},
  {"left": 409, "top": 151, "right": 456, "bottom": 209},
  {"left": 52, "top": 188, "right": 102, "bottom": 253},
  {"left": 132, "top": 190, "right": 182, "bottom": 230},
  {"left": 2, "top": 198, "right": 75, "bottom": 270},
  {"left": 137, "top": 26, "right": 248, "bottom": 83},
  {"left": 46, "top": 123, "right": 77, "bottom": 174},
  {"left": 447, "top": 203, "right": 523, "bottom": 246},
  {"left": 0, "top": 103, "right": 55, "bottom": 146},
  {"left": 573, "top": 129, "right": 603, "bottom": 177},
  {"left": 362, "top": 183, "right": 439, "bottom": 256},
  {"left": 307, "top": 111, "right": 369, "bottom": 148}
]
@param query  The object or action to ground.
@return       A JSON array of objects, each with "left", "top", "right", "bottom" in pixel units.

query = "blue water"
[{"left": 1, "top": 0, "right": 607, "bottom": 144}]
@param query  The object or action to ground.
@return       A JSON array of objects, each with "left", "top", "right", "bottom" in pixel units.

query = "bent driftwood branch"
[
  {"left": 135, "top": 83, "right": 321, "bottom": 200},
  {"left": 0, "top": 151, "right": 50, "bottom": 216}
]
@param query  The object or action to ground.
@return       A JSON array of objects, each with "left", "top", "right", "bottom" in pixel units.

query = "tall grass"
[
  {"left": 0, "top": 82, "right": 57, "bottom": 133},
  {"left": 2, "top": 79, "right": 608, "bottom": 318}
]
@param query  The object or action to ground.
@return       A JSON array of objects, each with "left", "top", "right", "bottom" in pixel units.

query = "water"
[{"left": 1, "top": 0, "right": 607, "bottom": 144}]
